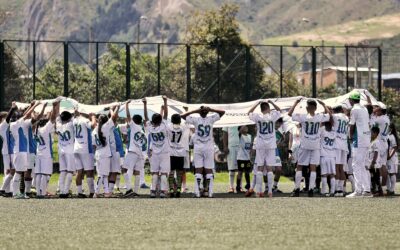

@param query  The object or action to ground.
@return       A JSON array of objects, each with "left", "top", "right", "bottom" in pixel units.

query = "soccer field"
[{"left": 0, "top": 176, "right": 399, "bottom": 250}]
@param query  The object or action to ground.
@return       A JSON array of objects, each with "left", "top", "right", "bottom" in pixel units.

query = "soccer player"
[
  {"left": 0, "top": 102, "right": 18, "bottom": 197},
  {"left": 248, "top": 99, "right": 282, "bottom": 198},
  {"left": 109, "top": 122, "right": 124, "bottom": 195},
  {"left": 73, "top": 110, "right": 97, "bottom": 198},
  {"left": 34, "top": 101, "right": 58, "bottom": 198},
  {"left": 387, "top": 123, "right": 398, "bottom": 195},
  {"left": 181, "top": 106, "right": 225, "bottom": 198},
  {"left": 367, "top": 126, "right": 381, "bottom": 196},
  {"left": 347, "top": 91, "right": 372, "bottom": 198},
  {"left": 122, "top": 100, "right": 147, "bottom": 197},
  {"left": 167, "top": 112, "right": 190, "bottom": 198},
  {"left": 223, "top": 126, "right": 240, "bottom": 193},
  {"left": 288, "top": 98, "right": 331, "bottom": 197},
  {"left": 332, "top": 105, "right": 349, "bottom": 197},
  {"left": 144, "top": 96, "right": 170, "bottom": 198},
  {"left": 236, "top": 125, "right": 252, "bottom": 192},
  {"left": 10, "top": 101, "right": 43, "bottom": 198},
  {"left": 56, "top": 110, "right": 75, "bottom": 198},
  {"left": 272, "top": 117, "right": 285, "bottom": 193},
  {"left": 320, "top": 121, "right": 336, "bottom": 197}
]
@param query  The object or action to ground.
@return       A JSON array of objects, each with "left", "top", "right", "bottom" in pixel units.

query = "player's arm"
[
  {"left": 247, "top": 101, "right": 260, "bottom": 115},
  {"left": 371, "top": 150, "right": 378, "bottom": 168},
  {"left": 287, "top": 98, "right": 302, "bottom": 117},
  {"left": 162, "top": 95, "right": 168, "bottom": 120},
  {"left": 268, "top": 100, "right": 281, "bottom": 112},
  {"left": 143, "top": 98, "right": 149, "bottom": 122},
  {"left": 34, "top": 102, "right": 48, "bottom": 123},
  {"left": 125, "top": 100, "right": 132, "bottom": 123},
  {"left": 388, "top": 141, "right": 398, "bottom": 160},
  {"left": 209, "top": 107, "right": 225, "bottom": 118},
  {"left": 23, "top": 100, "right": 40, "bottom": 120},
  {"left": 50, "top": 101, "right": 60, "bottom": 123},
  {"left": 180, "top": 108, "right": 201, "bottom": 120},
  {"left": 5, "top": 102, "right": 18, "bottom": 123},
  {"left": 364, "top": 90, "right": 372, "bottom": 106},
  {"left": 110, "top": 105, "right": 119, "bottom": 123},
  {"left": 89, "top": 113, "right": 97, "bottom": 129}
]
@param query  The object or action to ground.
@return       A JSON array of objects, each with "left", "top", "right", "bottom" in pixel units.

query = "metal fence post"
[
  {"left": 186, "top": 44, "right": 191, "bottom": 103},
  {"left": 0, "top": 42, "right": 4, "bottom": 110},
  {"left": 157, "top": 43, "right": 161, "bottom": 95},
  {"left": 312, "top": 46, "right": 317, "bottom": 98},
  {"left": 217, "top": 40, "right": 221, "bottom": 103},
  {"left": 280, "top": 45, "right": 283, "bottom": 98},
  {"left": 96, "top": 42, "right": 99, "bottom": 104},
  {"left": 346, "top": 46, "right": 349, "bottom": 93},
  {"left": 63, "top": 42, "right": 69, "bottom": 97},
  {"left": 126, "top": 43, "right": 131, "bottom": 100},
  {"left": 33, "top": 41, "right": 36, "bottom": 100},
  {"left": 245, "top": 45, "right": 251, "bottom": 101},
  {"left": 378, "top": 47, "right": 382, "bottom": 101}
]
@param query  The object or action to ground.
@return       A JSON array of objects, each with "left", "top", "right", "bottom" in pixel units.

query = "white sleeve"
[
  {"left": 249, "top": 113, "right": 260, "bottom": 123},
  {"left": 292, "top": 114, "right": 304, "bottom": 123},
  {"left": 349, "top": 110, "right": 356, "bottom": 125},
  {"left": 185, "top": 115, "right": 196, "bottom": 125},
  {"left": 44, "top": 121, "right": 55, "bottom": 134},
  {"left": 320, "top": 114, "right": 330, "bottom": 122},
  {"left": 211, "top": 113, "right": 221, "bottom": 123},
  {"left": 104, "top": 118, "right": 114, "bottom": 131},
  {"left": 272, "top": 111, "right": 281, "bottom": 121}
]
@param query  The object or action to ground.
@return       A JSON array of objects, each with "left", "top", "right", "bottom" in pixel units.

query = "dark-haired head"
[
  {"left": 132, "top": 114, "right": 143, "bottom": 125},
  {"left": 97, "top": 114, "right": 108, "bottom": 146},
  {"left": 0, "top": 112, "right": 7, "bottom": 122},
  {"left": 324, "top": 121, "right": 332, "bottom": 131},
  {"left": 199, "top": 106, "right": 209, "bottom": 118},
  {"left": 151, "top": 113, "right": 162, "bottom": 126},
  {"left": 306, "top": 99, "right": 317, "bottom": 113},
  {"left": 371, "top": 126, "right": 380, "bottom": 138},
  {"left": 60, "top": 111, "right": 72, "bottom": 123},
  {"left": 333, "top": 105, "right": 343, "bottom": 113},
  {"left": 171, "top": 114, "right": 181, "bottom": 125},
  {"left": 260, "top": 102, "right": 270, "bottom": 113},
  {"left": 38, "top": 118, "right": 49, "bottom": 128}
]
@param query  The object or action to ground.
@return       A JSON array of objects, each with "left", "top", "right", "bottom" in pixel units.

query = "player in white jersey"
[
  {"left": 144, "top": 96, "right": 171, "bottom": 198},
  {"left": 367, "top": 126, "right": 381, "bottom": 196},
  {"left": 386, "top": 123, "right": 398, "bottom": 195},
  {"left": 222, "top": 126, "right": 240, "bottom": 193},
  {"left": 369, "top": 102, "right": 390, "bottom": 194},
  {"left": 236, "top": 125, "right": 252, "bottom": 193},
  {"left": 92, "top": 106, "right": 119, "bottom": 198},
  {"left": 73, "top": 112, "right": 97, "bottom": 198},
  {"left": 247, "top": 99, "right": 281, "bottom": 198},
  {"left": 10, "top": 101, "right": 44, "bottom": 199},
  {"left": 34, "top": 101, "right": 59, "bottom": 198},
  {"left": 320, "top": 121, "right": 336, "bottom": 197},
  {"left": 0, "top": 102, "right": 18, "bottom": 197},
  {"left": 288, "top": 98, "right": 331, "bottom": 197},
  {"left": 332, "top": 105, "right": 349, "bottom": 197},
  {"left": 122, "top": 100, "right": 146, "bottom": 197},
  {"left": 347, "top": 91, "right": 372, "bottom": 198},
  {"left": 56, "top": 110, "right": 75, "bottom": 198},
  {"left": 167, "top": 112, "right": 190, "bottom": 198},
  {"left": 181, "top": 106, "right": 225, "bottom": 198}
]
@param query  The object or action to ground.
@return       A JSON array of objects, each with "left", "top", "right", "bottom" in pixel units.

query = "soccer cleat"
[
  {"left": 4, "top": 192, "right": 12, "bottom": 198},
  {"left": 169, "top": 192, "right": 175, "bottom": 198},
  {"left": 25, "top": 192, "right": 34, "bottom": 198},
  {"left": 93, "top": 193, "right": 99, "bottom": 198},
  {"left": 114, "top": 188, "right": 122, "bottom": 194},
  {"left": 203, "top": 191, "right": 209, "bottom": 197},
  {"left": 334, "top": 191, "right": 344, "bottom": 197},
  {"left": 77, "top": 193, "right": 88, "bottom": 198},
  {"left": 236, "top": 186, "right": 241, "bottom": 193},
  {"left": 159, "top": 192, "right": 166, "bottom": 198},
  {"left": 329, "top": 193, "right": 335, "bottom": 197},
  {"left": 14, "top": 193, "right": 26, "bottom": 199},
  {"left": 257, "top": 192, "right": 264, "bottom": 198},
  {"left": 175, "top": 191, "right": 181, "bottom": 198},
  {"left": 346, "top": 192, "right": 363, "bottom": 198},
  {"left": 362, "top": 191, "right": 373, "bottom": 198},
  {"left": 228, "top": 188, "right": 234, "bottom": 193},
  {"left": 0, "top": 190, "right": 5, "bottom": 196},
  {"left": 150, "top": 191, "right": 156, "bottom": 198},
  {"left": 272, "top": 186, "right": 283, "bottom": 193},
  {"left": 123, "top": 189, "right": 133, "bottom": 197},
  {"left": 36, "top": 195, "right": 45, "bottom": 199},
  {"left": 89, "top": 193, "right": 95, "bottom": 198},
  {"left": 140, "top": 183, "right": 150, "bottom": 189},
  {"left": 245, "top": 188, "right": 254, "bottom": 197},
  {"left": 290, "top": 189, "right": 300, "bottom": 197},
  {"left": 308, "top": 190, "right": 314, "bottom": 197}
]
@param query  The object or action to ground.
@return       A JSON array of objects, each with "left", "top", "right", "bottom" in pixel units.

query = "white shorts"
[
  {"left": 150, "top": 153, "right": 171, "bottom": 173},
  {"left": 227, "top": 146, "right": 239, "bottom": 171},
  {"left": 194, "top": 148, "right": 214, "bottom": 169},
  {"left": 387, "top": 157, "right": 398, "bottom": 174},
  {"left": 321, "top": 157, "right": 336, "bottom": 175},
  {"left": 13, "top": 152, "right": 29, "bottom": 172},
  {"left": 298, "top": 148, "right": 320, "bottom": 166},
  {"left": 272, "top": 149, "right": 282, "bottom": 167},
  {"left": 345, "top": 157, "right": 353, "bottom": 174},
  {"left": 124, "top": 152, "right": 144, "bottom": 172},
  {"left": 184, "top": 152, "right": 190, "bottom": 169},
  {"left": 96, "top": 157, "right": 111, "bottom": 176},
  {"left": 35, "top": 157, "right": 53, "bottom": 175},
  {"left": 110, "top": 153, "right": 121, "bottom": 173},
  {"left": 335, "top": 149, "right": 348, "bottom": 165},
  {"left": 75, "top": 153, "right": 94, "bottom": 171},
  {"left": 59, "top": 152, "right": 75, "bottom": 172},
  {"left": 255, "top": 148, "right": 276, "bottom": 167},
  {"left": 2, "top": 154, "right": 12, "bottom": 172},
  {"left": 28, "top": 153, "right": 36, "bottom": 170}
]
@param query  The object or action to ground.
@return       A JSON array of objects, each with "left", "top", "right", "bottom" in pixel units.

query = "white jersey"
[
  {"left": 237, "top": 134, "right": 252, "bottom": 161},
  {"left": 168, "top": 123, "right": 190, "bottom": 157},
  {"left": 349, "top": 104, "right": 371, "bottom": 148},
  {"left": 73, "top": 116, "right": 93, "bottom": 154},
  {"left": 127, "top": 121, "right": 146, "bottom": 156},
  {"left": 250, "top": 111, "right": 281, "bottom": 150},
  {"left": 10, "top": 118, "right": 32, "bottom": 154},
  {"left": 332, "top": 113, "right": 349, "bottom": 152},
  {"left": 35, "top": 121, "right": 55, "bottom": 158},
  {"left": 0, "top": 121, "right": 11, "bottom": 155},
  {"left": 370, "top": 115, "right": 390, "bottom": 144},
  {"left": 366, "top": 139, "right": 380, "bottom": 168},
  {"left": 289, "top": 125, "right": 301, "bottom": 151},
  {"left": 292, "top": 113, "right": 330, "bottom": 150},
  {"left": 388, "top": 134, "right": 398, "bottom": 165},
  {"left": 92, "top": 119, "right": 114, "bottom": 158},
  {"left": 222, "top": 126, "right": 240, "bottom": 147},
  {"left": 186, "top": 113, "right": 220, "bottom": 150},
  {"left": 145, "top": 120, "right": 170, "bottom": 154},
  {"left": 56, "top": 118, "right": 74, "bottom": 154},
  {"left": 320, "top": 128, "right": 336, "bottom": 158}
]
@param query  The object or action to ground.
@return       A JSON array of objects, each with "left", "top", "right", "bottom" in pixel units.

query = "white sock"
[
  {"left": 229, "top": 171, "right": 235, "bottom": 189},
  {"left": 1, "top": 173, "right": 13, "bottom": 191},
  {"left": 321, "top": 176, "right": 327, "bottom": 194},
  {"left": 194, "top": 173, "right": 202, "bottom": 196},
  {"left": 295, "top": 171, "right": 302, "bottom": 189},
  {"left": 95, "top": 176, "right": 103, "bottom": 194},
  {"left": 387, "top": 175, "right": 392, "bottom": 191},
  {"left": 251, "top": 173, "right": 256, "bottom": 189},
  {"left": 40, "top": 175, "right": 48, "bottom": 196},
  {"left": 25, "top": 179, "right": 32, "bottom": 194},
  {"left": 391, "top": 175, "right": 396, "bottom": 192},
  {"left": 12, "top": 173, "right": 21, "bottom": 196},
  {"left": 206, "top": 173, "right": 214, "bottom": 197},
  {"left": 103, "top": 176, "right": 109, "bottom": 193},
  {"left": 124, "top": 172, "right": 132, "bottom": 190},
  {"left": 160, "top": 175, "right": 168, "bottom": 191},
  {"left": 151, "top": 174, "right": 159, "bottom": 191},
  {"left": 87, "top": 177, "right": 95, "bottom": 194},
  {"left": 335, "top": 179, "right": 340, "bottom": 191},
  {"left": 309, "top": 171, "right": 316, "bottom": 190},
  {"left": 115, "top": 174, "right": 120, "bottom": 188},
  {"left": 348, "top": 175, "right": 355, "bottom": 192},
  {"left": 330, "top": 177, "right": 336, "bottom": 194},
  {"left": 64, "top": 173, "right": 73, "bottom": 194},
  {"left": 59, "top": 171, "right": 66, "bottom": 194},
  {"left": 77, "top": 185, "right": 83, "bottom": 194},
  {"left": 140, "top": 169, "right": 145, "bottom": 185},
  {"left": 109, "top": 182, "right": 115, "bottom": 193},
  {"left": 267, "top": 172, "right": 273, "bottom": 194},
  {"left": 35, "top": 174, "right": 41, "bottom": 194},
  {"left": 339, "top": 180, "right": 344, "bottom": 192},
  {"left": 256, "top": 171, "right": 263, "bottom": 194},
  {"left": 134, "top": 175, "right": 140, "bottom": 193}
]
